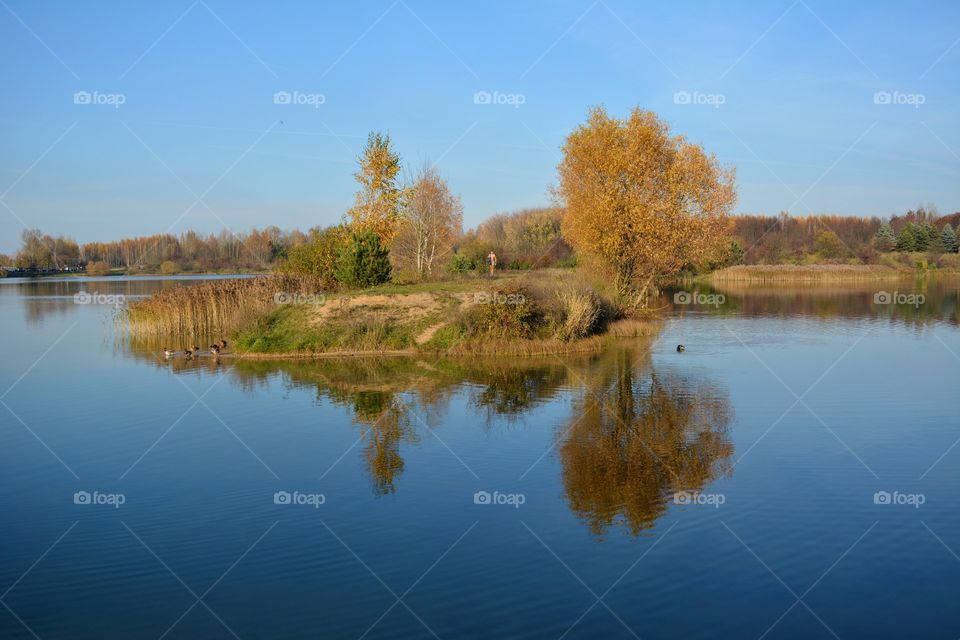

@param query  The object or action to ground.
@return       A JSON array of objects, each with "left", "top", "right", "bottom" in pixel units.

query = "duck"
[
  {"left": 164, "top": 348, "right": 176, "bottom": 358},
  {"left": 185, "top": 347, "right": 195, "bottom": 357},
  {"left": 209, "top": 344, "right": 221, "bottom": 355},
  {"left": 218, "top": 339, "right": 228, "bottom": 349},
  {"left": 676, "top": 344, "right": 685, "bottom": 352}
]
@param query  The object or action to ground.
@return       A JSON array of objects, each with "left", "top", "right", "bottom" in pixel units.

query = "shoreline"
[{"left": 705, "top": 264, "right": 960, "bottom": 283}]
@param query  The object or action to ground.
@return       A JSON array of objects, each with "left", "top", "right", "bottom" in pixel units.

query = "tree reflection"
[
  {"left": 123, "top": 340, "right": 732, "bottom": 530},
  {"left": 350, "top": 391, "right": 417, "bottom": 495},
  {"left": 560, "top": 348, "right": 733, "bottom": 536}
]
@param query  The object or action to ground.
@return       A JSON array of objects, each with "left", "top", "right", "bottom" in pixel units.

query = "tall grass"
[
  {"left": 709, "top": 264, "right": 902, "bottom": 283},
  {"left": 123, "top": 273, "right": 325, "bottom": 341}
]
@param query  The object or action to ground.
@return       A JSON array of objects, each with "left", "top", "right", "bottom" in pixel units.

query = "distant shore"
[{"left": 706, "top": 264, "right": 960, "bottom": 283}]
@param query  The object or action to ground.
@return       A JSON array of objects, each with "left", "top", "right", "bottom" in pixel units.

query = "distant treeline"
[
  {"left": 4, "top": 205, "right": 958, "bottom": 276},
  {"left": 5, "top": 227, "right": 307, "bottom": 274},
  {"left": 732, "top": 206, "right": 960, "bottom": 266}
]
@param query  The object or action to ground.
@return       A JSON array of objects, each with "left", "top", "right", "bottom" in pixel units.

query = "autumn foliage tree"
[
  {"left": 557, "top": 107, "right": 736, "bottom": 309},
  {"left": 394, "top": 164, "right": 463, "bottom": 279},
  {"left": 347, "top": 132, "right": 404, "bottom": 246}
]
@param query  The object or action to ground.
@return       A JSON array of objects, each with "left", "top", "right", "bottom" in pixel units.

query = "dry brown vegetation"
[
  {"left": 123, "top": 273, "right": 325, "bottom": 341},
  {"left": 709, "top": 264, "right": 905, "bottom": 283}
]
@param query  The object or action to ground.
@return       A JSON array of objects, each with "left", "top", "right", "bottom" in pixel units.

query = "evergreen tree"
[
  {"left": 334, "top": 230, "right": 392, "bottom": 288},
  {"left": 941, "top": 223, "right": 958, "bottom": 253},
  {"left": 917, "top": 223, "right": 938, "bottom": 251},
  {"left": 874, "top": 223, "right": 896, "bottom": 252},
  {"left": 896, "top": 224, "right": 918, "bottom": 252}
]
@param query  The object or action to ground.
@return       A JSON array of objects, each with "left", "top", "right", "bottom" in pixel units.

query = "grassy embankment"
[
  {"left": 707, "top": 259, "right": 960, "bottom": 284},
  {"left": 125, "top": 270, "right": 657, "bottom": 358}
]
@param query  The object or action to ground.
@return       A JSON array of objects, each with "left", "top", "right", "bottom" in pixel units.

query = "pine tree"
[
  {"left": 917, "top": 223, "right": 938, "bottom": 251},
  {"left": 874, "top": 223, "right": 896, "bottom": 252},
  {"left": 896, "top": 224, "right": 918, "bottom": 252},
  {"left": 334, "top": 230, "right": 392, "bottom": 288},
  {"left": 942, "top": 223, "right": 958, "bottom": 253}
]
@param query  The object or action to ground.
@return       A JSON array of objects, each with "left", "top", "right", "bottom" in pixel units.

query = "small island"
[{"left": 118, "top": 106, "right": 960, "bottom": 358}]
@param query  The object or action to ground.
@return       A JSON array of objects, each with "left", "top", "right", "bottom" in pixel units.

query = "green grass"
[{"left": 235, "top": 304, "right": 417, "bottom": 353}]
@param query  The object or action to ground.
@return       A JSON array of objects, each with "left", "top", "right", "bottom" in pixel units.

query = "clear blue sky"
[{"left": 1, "top": 0, "right": 958, "bottom": 253}]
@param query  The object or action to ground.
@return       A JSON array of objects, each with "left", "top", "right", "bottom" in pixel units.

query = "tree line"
[
  {"left": 4, "top": 227, "right": 306, "bottom": 274},
  {"left": 5, "top": 106, "right": 955, "bottom": 301},
  {"left": 731, "top": 205, "right": 959, "bottom": 266}
]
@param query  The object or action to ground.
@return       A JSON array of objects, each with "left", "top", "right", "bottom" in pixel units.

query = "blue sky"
[{"left": 1, "top": 0, "right": 958, "bottom": 253}]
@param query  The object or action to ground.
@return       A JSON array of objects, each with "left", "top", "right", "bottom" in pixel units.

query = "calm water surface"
[{"left": 2, "top": 275, "right": 959, "bottom": 639}]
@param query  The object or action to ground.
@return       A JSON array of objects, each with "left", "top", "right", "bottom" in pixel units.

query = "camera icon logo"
[
  {"left": 273, "top": 91, "right": 292, "bottom": 105},
  {"left": 673, "top": 91, "right": 691, "bottom": 105},
  {"left": 473, "top": 490, "right": 492, "bottom": 505},
  {"left": 672, "top": 491, "right": 692, "bottom": 505},
  {"left": 273, "top": 491, "right": 292, "bottom": 505},
  {"left": 74, "top": 291, "right": 92, "bottom": 304},
  {"left": 274, "top": 292, "right": 291, "bottom": 304},
  {"left": 673, "top": 291, "right": 692, "bottom": 305},
  {"left": 73, "top": 91, "right": 92, "bottom": 105},
  {"left": 473, "top": 91, "right": 492, "bottom": 105},
  {"left": 73, "top": 491, "right": 91, "bottom": 505},
  {"left": 873, "top": 291, "right": 891, "bottom": 305},
  {"left": 873, "top": 91, "right": 892, "bottom": 105},
  {"left": 873, "top": 491, "right": 891, "bottom": 505}
]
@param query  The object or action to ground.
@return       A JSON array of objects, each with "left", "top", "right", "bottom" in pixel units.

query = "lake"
[{"left": 2, "top": 275, "right": 959, "bottom": 639}]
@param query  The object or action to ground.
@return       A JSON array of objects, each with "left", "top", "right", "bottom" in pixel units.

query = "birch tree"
[{"left": 395, "top": 164, "right": 463, "bottom": 279}]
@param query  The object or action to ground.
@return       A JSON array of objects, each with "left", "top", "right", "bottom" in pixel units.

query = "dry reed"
[{"left": 123, "top": 274, "right": 326, "bottom": 341}]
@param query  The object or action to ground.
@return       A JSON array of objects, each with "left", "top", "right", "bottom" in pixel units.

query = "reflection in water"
[
  {"left": 472, "top": 366, "right": 567, "bottom": 418},
  {"left": 122, "top": 343, "right": 735, "bottom": 534},
  {"left": 351, "top": 392, "right": 418, "bottom": 495},
  {"left": 663, "top": 277, "right": 960, "bottom": 326},
  {"left": 559, "top": 347, "right": 733, "bottom": 536},
  {"left": 0, "top": 275, "right": 249, "bottom": 327}
]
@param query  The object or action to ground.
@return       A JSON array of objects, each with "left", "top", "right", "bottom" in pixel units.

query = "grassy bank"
[
  {"left": 707, "top": 264, "right": 936, "bottom": 283},
  {"left": 126, "top": 270, "right": 658, "bottom": 357}
]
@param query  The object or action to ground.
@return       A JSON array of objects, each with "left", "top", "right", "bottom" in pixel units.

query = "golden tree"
[
  {"left": 347, "top": 132, "right": 404, "bottom": 245},
  {"left": 557, "top": 107, "right": 736, "bottom": 308},
  {"left": 393, "top": 163, "right": 463, "bottom": 279}
]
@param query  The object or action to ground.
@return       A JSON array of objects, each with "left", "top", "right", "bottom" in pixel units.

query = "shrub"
[
  {"left": 334, "top": 229, "right": 392, "bottom": 288},
  {"left": 281, "top": 225, "right": 348, "bottom": 289},
  {"left": 160, "top": 260, "right": 180, "bottom": 275},
  {"left": 937, "top": 253, "right": 960, "bottom": 270},
  {"left": 556, "top": 286, "right": 603, "bottom": 341},
  {"left": 85, "top": 261, "right": 112, "bottom": 276},
  {"left": 462, "top": 285, "right": 542, "bottom": 339},
  {"left": 449, "top": 252, "right": 477, "bottom": 274}
]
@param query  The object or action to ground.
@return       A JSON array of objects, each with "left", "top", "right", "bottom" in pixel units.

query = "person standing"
[{"left": 487, "top": 250, "right": 498, "bottom": 275}]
